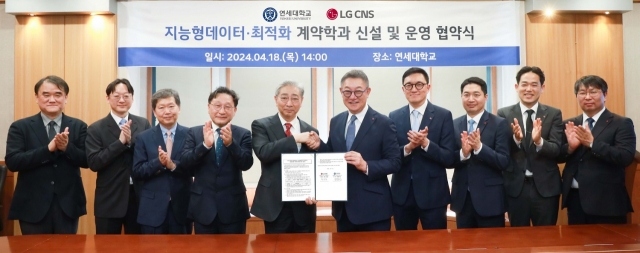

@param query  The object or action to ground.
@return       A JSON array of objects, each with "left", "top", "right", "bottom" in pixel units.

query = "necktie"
[
  {"left": 166, "top": 130, "right": 173, "bottom": 158},
  {"left": 587, "top": 118, "right": 595, "bottom": 131},
  {"left": 411, "top": 110, "right": 420, "bottom": 132},
  {"left": 284, "top": 123, "right": 292, "bottom": 137},
  {"left": 48, "top": 121, "right": 57, "bottom": 141},
  {"left": 525, "top": 109, "right": 534, "bottom": 147},
  {"left": 468, "top": 119, "right": 475, "bottom": 133},
  {"left": 216, "top": 128, "right": 224, "bottom": 166},
  {"left": 346, "top": 115, "right": 357, "bottom": 151},
  {"left": 119, "top": 118, "right": 127, "bottom": 128}
]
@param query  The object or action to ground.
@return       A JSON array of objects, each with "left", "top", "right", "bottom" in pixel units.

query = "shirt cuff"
[
  {"left": 473, "top": 144, "right": 483, "bottom": 155},
  {"left": 365, "top": 164, "right": 369, "bottom": 175},
  {"left": 203, "top": 141, "right": 212, "bottom": 149},
  {"left": 513, "top": 135, "right": 521, "bottom": 148},
  {"left": 403, "top": 145, "right": 411, "bottom": 157},
  {"left": 535, "top": 138, "right": 544, "bottom": 152},
  {"left": 460, "top": 150, "right": 471, "bottom": 161},
  {"left": 422, "top": 141, "right": 430, "bottom": 152}
]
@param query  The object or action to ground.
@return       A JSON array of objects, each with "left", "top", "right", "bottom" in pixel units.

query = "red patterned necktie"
[{"left": 284, "top": 123, "right": 292, "bottom": 137}]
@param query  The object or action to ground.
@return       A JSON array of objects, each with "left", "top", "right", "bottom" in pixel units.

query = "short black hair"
[
  {"left": 152, "top": 89, "right": 181, "bottom": 110},
  {"left": 34, "top": 75, "right": 69, "bottom": 95},
  {"left": 516, "top": 66, "right": 545, "bottom": 85},
  {"left": 574, "top": 75, "right": 608, "bottom": 95},
  {"left": 340, "top": 70, "right": 369, "bottom": 87},
  {"left": 460, "top": 77, "right": 488, "bottom": 95},
  {"left": 106, "top": 78, "right": 134, "bottom": 96},
  {"left": 402, "top": 67, "right": 429, "bottom": 84},
  {"left": 208, "top": 86, "right": 239, "bottom": 107}
]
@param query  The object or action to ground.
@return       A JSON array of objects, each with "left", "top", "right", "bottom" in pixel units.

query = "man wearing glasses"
[
  {"left": 86, "top": 78, "right": 151, "bottom": 234},
  {"left": 558, "top": 75, "right": 636, "bottom": 225},
  {"left": 251, "top": 81, "right": 323, "bottom": 234},
  {"left": 180, "top": 87, "right": 254, "bottom": 234},
  {"left": 327, "top": 70, "right": 401, "bottom": 232},
  {"left": 389, "top": 67, "right": 456, "bottom": 230}
]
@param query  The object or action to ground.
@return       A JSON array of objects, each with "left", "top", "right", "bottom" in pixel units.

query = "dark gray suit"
[
  {"left": 86, "top": 113, "right": 151, "bottom": 234},
  {"left": 497, "top": 103, "right": 562, "bottom": 226},
  {"left": 250, "top": 114, "right": 320, "bottom": 233}
]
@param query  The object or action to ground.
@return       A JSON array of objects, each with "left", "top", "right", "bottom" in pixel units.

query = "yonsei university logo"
[{"left": 263, "top": 7, "right": 278, "bottom": 22}]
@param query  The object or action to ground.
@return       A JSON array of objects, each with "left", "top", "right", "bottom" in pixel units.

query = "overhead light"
[
  {"left": 29, "top": 14, "right": 35, "bottom": 16},
  {"left": 544, "top": 9, "right": 554, "bottom": 17},
  {"left": 605, "top": 11, "right": 610, "bottom": 15},
  {"left": 90, "top": 13, "right": 97, "bottom": 16}
]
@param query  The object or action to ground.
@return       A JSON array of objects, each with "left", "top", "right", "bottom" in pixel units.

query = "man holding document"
[
  {"left": 327, "top": 70, "right": 402, "bottom": 232},
  {"left": 251, "top": 81, "right": 324, "bottom": 234}
]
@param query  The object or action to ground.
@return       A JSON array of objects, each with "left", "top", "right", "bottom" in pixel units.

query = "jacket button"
[
  {"left": 51, "top": 181, "right": 55, "bottom": 185},
  {"left": 53, "top": 164, "right": 57, "bottom": 167}
]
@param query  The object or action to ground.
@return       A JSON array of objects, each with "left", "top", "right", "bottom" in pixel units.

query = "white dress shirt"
[{"left": 279, "top": 113, "right": 302, "bottom": 152}]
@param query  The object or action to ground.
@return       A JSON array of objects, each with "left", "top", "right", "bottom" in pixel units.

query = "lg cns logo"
[
  {"left": 263, "top": 7, "right": 278, "bottom": 22},
  {"left": 326, "top": 8, "right": 374, "bottom": 20}
]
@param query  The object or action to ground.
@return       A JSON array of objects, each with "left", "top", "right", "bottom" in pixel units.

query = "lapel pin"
[{"left": 429, "top": 117, "right": 432, "bottom": 120}]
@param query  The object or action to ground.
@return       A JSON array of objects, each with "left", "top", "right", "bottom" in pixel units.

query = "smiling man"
[
  {"left": 180, "top": 87, "right": 254, "bottom": 234},
  {"left": 132, "top": 89, "right": 191, "bottom": 234},
  {"left": 389, "top": 67, "right": 456, "bottom": 230},
  {"left": 497, "top": 66, "right": 563, "bottom": 227},
  {"left": 327, "top": 70, "right": 401, "bottom": 232},
  {"left": 558, "top": 75, "right": 636, "bottom": 225},
  {"left": 86, "top": 78, "right": 151, "bottom": 234},
  {"left": 6, "top": 75, "right": 89, "bottom": 234},
  {"left": 450, "top": 77, "right": 510, "bottom": 229}
]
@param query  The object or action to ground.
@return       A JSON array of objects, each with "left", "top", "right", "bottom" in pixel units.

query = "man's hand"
[
  {"left": 55, "top": 127, "right": 70, "bottom": 151},
  {"left": 468, "top": 128, "right": 482, "bottom": 151},
  {"left": 305, "top": 132, "right": 321, "bottom": 150},
  {"left": 511, "top": 118, "right": 523, "bottom": 142},
  {"left": 203, "top": 121, "right": 214, "bottom": 148},
  {"left": 220, "top": 124, "right": 233, "bottom": 146},
  {"left": 532, "top": 118, "right": 542, "bottom": 145},
  {"left": 345, "top": 151, "right": 367, "bottom": 173}
]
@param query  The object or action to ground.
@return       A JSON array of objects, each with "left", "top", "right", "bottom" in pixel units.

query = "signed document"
[
  {"left": 281, "top": 153, "right": 347, "bottom": 201},
  {"left": 315, "top": 153, "right": 347, "bottom": 201}
]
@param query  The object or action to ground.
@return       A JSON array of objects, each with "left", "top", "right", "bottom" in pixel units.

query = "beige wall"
[
  {"left": 0, "top": 4, "right": 15, "bottom": 157},
  {"left": 624, "top": 3, "right": 640, "bottom": 151}
]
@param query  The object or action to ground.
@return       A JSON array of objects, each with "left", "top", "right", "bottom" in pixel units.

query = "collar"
[
  {"left": 409, "top": 100, "right": 429, "bottom": 116},
  {"left": 41, "top": 112, "right": 62, "bottom": 126},
  {"left": 160, "top": 123, "right": 178, "bottom": 136},
  {"left": 466, "top": 110, "right": 485, "bottom": 124},
  {"left": 583, "top": 107, "right": 606, "bottom": 124},
  {"left": 348, "top": 104, "right": 369, "bottom": 122},
  {"left": 110, "top": 111, "right": 129, "bottom": 125},
  {"left": 519, "top": 102, "right": 539, "bottom": 115},
  {"left": 278, "top": 113, "right": 300, "bottom": 130}
]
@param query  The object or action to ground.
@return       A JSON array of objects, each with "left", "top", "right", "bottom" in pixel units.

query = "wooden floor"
[{"left": 2, "top": 224, "right": 640, "bottom": 252}]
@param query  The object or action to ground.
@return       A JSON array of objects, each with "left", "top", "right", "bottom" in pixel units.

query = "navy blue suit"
[
  {"left": 327, "top": 106, "right": 401, "bottom": 231},
  {"left": 389, "top": 102, "right": 456, "bottom": 230},
  {"left": 180, "top": 124, "right": 254, "bottom": 234},
  {"left": 132, "top": 124, "right": 191, "bottom": 234},
  {"left": 450, "top": 111, "right": 510, "bottom": 228}
]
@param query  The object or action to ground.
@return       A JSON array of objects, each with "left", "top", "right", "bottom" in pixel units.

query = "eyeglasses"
[
  {"left": 577, "top": 90, "right": 602, "bottom": 98},
  {"left": 278, "top": 96, "right": 301, "bottom": 104},
  {"left": 403, "top": 82, "right": 426, "bottom": 90},
  {"left": 111, "top": 94, "right": 132, "bottom": 101},
  {"left": 341, "top": 90, "right": 366, "bottom": 98},
  {"left": 209, "top": 104, "right": 235, "bottom": 112}
]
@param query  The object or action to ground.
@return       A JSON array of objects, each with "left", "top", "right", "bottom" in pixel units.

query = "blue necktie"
[
  {"left": 587, "top": 118, "right": 594, "bottom": 131},
  {"left": 346, "top": 115, "right": 357, "bottom": 151},
  {"left": 216, "top": 128, "right": 225, "bottom": 166},
  {"left": 468, "top": 119, "right": 475, "bottom": 133},
  {"left": 119, "top": 118, "right": 127, "bottom": 127},
  {"left": 411, "top": 110, "right": 420, "bottom": 132}
]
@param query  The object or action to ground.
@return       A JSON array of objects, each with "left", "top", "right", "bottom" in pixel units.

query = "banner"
[{"left": 117, "top": 1, "right": 522, "bottom": 67}]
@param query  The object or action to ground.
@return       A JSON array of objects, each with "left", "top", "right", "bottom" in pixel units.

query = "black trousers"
[
  {"left": 393, "top": 180, "right": 447, "bottom": 230},
  {"left": 506, "top": 176, "right": 559, "bottom": 226},
  {"left": 336, "top": 208, "right": 391, "bottom": 232},
  {"left": 140, "top": 203, "right": 187, "bottom": 234},
  {"left": 566, "top": 189, "right": 627, "bottom": 225},
  {"left": 19, "top": 195, "right": 79, "bottom": 235},
  {"left": 194, "top": 216, "right": 246, "bottom": 234},
  {"left": 264, "top": 202, "right": 315, "bottom": 234},
  {"left": 95, "top": 185, "right": 141, "bottom": 234},
  {"left": 456, "top": 191, "right": 505, "bottom": 229}
]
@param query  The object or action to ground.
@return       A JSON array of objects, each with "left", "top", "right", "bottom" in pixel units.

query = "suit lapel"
[
  {"left": 130, "top": 114, "right": 139, "bottom": 135},
  {"left": 420, "top": 103, "right": 434, "bottom": 130},
  {"left": 170, "top": 124, "right": 186, "bottom": 160},
  {"left": 478, "top": 110, "right": 490, "bottom": 135},
  {"left": 154, "top": 125, "right": 167, "bottom": 154},
  {"left": 333, "top": 113, "right": 348, "bottom": 151},
  {"left": 591, "top": 110, "right": 612, "bottom": 140},
  {"left": 511, "top": 104, "right": 525, "bottom": 136},
  {"left": 29, "top": 113, "right": 50, "bottom": 146},
  {"left": 350, "top": 107, "right": 375, "bottom": 151},
  {"left": 268, "top": 114, "right": 287, "bottom": 140},
  {"left": 105, "top": 114, "right": 121, "bottom": 140},
  {"left": 398, "top": 105, "right": 410, "bottom": 134}
]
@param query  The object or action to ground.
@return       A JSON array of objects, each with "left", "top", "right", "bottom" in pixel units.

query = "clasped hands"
[
  {"left": 293, "top": 131, "right": 321, "bottom": 151},
  {"left": 48, "top": 127, "right": 70, "bottom": 152},
  {"left": 564, "top": 121, "right": 594, "bottom": 153}
]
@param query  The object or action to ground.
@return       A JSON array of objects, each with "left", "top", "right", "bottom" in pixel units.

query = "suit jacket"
[
  {"left": 5, "top": 113, "right": 89, "bottom": 222},
  {"left": 132, "top": 124, "right": 191, "bottom": 227},
  {"left": 180, "top": 124, "right": 254, "bottom": 225},
  {"left": 450, "top": 111, "right": 510, "bottom": 217},
  {"left": 86, "top": 113, "right": 151, "bottom": 218},
  {"left": 389, "top": 102, "right": 456, "bottom": 210},
  {"left": 327, "top": 106, "right": 401, "bottom": 225},
  {"left": 497, "top": 103, "right": 563, "bottom": 198},
  {"left": 250, "top": 114, "right": 320, "bottom": 224},
  {"left": 558, "top": 109, "right": 636, "bottom": 216}
]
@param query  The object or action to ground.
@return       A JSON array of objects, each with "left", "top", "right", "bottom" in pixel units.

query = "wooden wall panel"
[
  {"left": 525, "top": 14, "right": 580, "bottom": 119},
  {"left": 575, "top": 14, "right": 625, "bottom": 116},
  {"left": 63, "top": 14, "right": 116, "bottom": 235},
  {"left": 14, "top": 16, "right": 65, "bottom": 120}
]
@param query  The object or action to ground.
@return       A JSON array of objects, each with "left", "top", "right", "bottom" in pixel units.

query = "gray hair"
[
  {"left": 152, "top": 88, "right": 181, "bottom": 109},
  {"left": 340, "top": 70, "right": 369, "bottom": 87},
  {"left": 275, "top": 81, "right": 304, "bottom": 97}
]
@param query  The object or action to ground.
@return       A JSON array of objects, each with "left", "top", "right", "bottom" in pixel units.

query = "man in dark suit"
[
  {"left": 132, "top": 88, "right": 191, "bottom": 234},
  {"left": 450, "top": 77, "right": 510, "bottom": 229},
  {"left": 389, "top": 67, "right": 456, "bottom": 230},
  {"left": 180, "top": 87, "right": 254, "bottom": 234},
  {"left": 559, "top": 75, "right": 636, "bottom": 225},
  {"left": 5, "top": 75, "right": 88, "bottom": 234},
  {"left": 86, "top": 78, "right": 151, "bottom": 234},
  {"left": 497, "top": 66, "right": 563, "bottom": 227},
  {"left": 327, "top": 70, "right": 401, "bottom": 232},
  {"left": 251, "top": 81, "right": 322, "bottom": 234}
]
